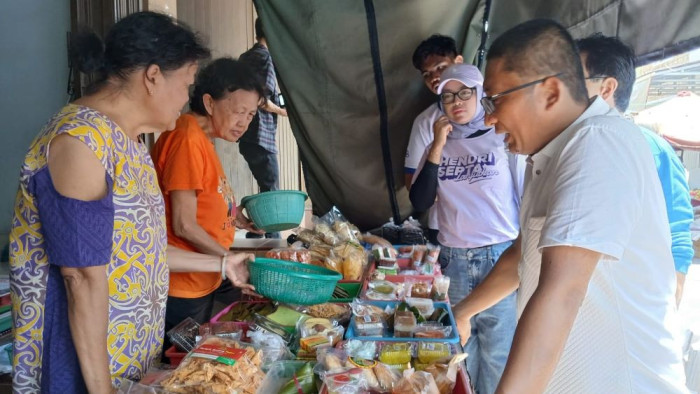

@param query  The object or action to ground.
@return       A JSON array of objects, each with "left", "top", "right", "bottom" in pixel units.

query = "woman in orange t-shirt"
[{"left": 151, "top": 58, "right": 266, "bottom": 339}]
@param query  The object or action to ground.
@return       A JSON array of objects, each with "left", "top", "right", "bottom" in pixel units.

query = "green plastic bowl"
[
  {"left": 240, "top": 190, "right": 308, "bottom": 232},
  {"left": 249, "top": 258, "right": 342, "bottom": 305}
]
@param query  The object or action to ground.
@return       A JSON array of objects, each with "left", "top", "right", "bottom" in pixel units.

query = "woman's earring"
[{"left": 147, "top": 88, "right": 153, "bottom": 96}]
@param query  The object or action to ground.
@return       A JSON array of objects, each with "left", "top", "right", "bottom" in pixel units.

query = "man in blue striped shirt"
[
  {"left": 577, "top": 34, "right": 694, "bottom": 305},
  {"left": 239, "top": 18, "right": 288, "bottom": 194}
]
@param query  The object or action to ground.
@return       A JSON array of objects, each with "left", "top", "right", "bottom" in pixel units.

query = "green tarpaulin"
[{"left": 255, "top": 0, "right": 700, "bottom": 230}]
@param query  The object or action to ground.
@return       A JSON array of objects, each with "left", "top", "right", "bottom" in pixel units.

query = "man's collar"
[{"left": 531, "top": 96, "right": 610, "bottom": 162}]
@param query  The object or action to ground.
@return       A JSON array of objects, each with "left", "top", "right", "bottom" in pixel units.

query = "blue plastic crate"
[{"left": 345, "top": 300, "right": 460, "bottom": 344}]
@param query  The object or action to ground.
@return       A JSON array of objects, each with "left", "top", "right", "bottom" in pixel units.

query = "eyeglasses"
[
  {"left": 585, "top": 75, "right": 609, "bottom": 80},
  {"left": 440, "top": 87, "right": 475, "bottom": 104},
  {"left": 481, "top": 72, "right": 565, "bottom": 115}
]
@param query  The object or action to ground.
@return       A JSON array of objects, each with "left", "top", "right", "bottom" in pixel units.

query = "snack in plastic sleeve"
[
  {"left": 411, "top": 247, "right": 425, "bottom": 270},
  {"left": 424, "top": 353, "right": 469, "bottom": 394},
  {"left": 373, "top": 362, "right": 402, "bottom": 392},
  {"left": 432, "top": 276, "right": 450, "bottom": 301},
  {"left": 245, "top": 329, "right": 294, "bottom": 364},
  {"left": 197, "top": 322, "right": 244, "bottom": 343},
  {"left": 394, "top": 310, "right": 418, "bottom": 338},
  {"left": 323, "top": 368, "right": 369, "bottom": 394},
  {"left": 296, "top": 228, "right": 319, "bottom": 244},
  {"left": 301, "top": 303, "right": 352, "bottom": 323},
  {"left": 160, "top": 336, "right": 265, "bottom": 393},
  {"left": 413, "top": 322, "right": 452, "bottom": 339},
  {"left": 344, "top": 339, "right": 378, "bottom": 360},
  {"left": 405, "top": 278, "right": 432, "bottom": 299},
  {"left": 423, "top": 244, "right": 441, "bottom": 265},
  {"left": 265, "top": 247, "right": 311, "bottom": 263},
  {"left": 316, "top": 347, "right": 350, "bottom": 374},
  {"left": 276, "top": 362, "right": 318, "bottom": 394},
  {"left": 379, "top": 342, "right": 413, "bottom": 365},
  {"left": 334, "top": 242, "right": 366, "bottom": 280},
  {"left": 392, "top": 369, "right": 440, "bottom": 394},
  {"left": 314, "top": 221, "right": 341, "bottom": 246},
  {"left": 298, "top": 317, "right": 344, "bottom": 352},
  {"left": 333, "top": 220, "right": 360, "bottom": 244},
  {"left": 366, "top": 280, "right": 401, "bottom": 301}
]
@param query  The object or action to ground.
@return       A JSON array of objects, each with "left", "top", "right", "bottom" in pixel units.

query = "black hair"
[
  {"left": 255, "top": 17, "right": 265, "bottom": 40},
  {"left": 576, "top": 33, "right": 636, "bottom": 112},
  {"left": 487, "top": 19, "right": 589, "bottom": 105},
  {"left": 412, "top": 34, "right": 459, "bottom": 71},
  {"left": 189, "top": 57, "right": 266, "bottom": 116},
  {"left": 70, "top": 11, "right": 210, "bottom": 93}
]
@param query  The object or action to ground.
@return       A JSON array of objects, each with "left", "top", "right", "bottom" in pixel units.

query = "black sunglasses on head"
[{"left": 481, "top": 72, "right": 565, "bottom": 115}]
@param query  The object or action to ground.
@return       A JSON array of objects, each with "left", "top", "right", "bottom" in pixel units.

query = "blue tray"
[{"left": 345, "top": 300, "right": 459, "bottom": 344}]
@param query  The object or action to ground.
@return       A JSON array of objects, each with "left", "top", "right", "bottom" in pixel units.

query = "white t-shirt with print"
[
  {"left": 415, "top": 129, "right": 520, "bottom": 248},
  {"left": 406, "top": 103, "right": 526, "bottom": 231},
  {"left": 519, "top": 97, "right": 688, "bottom": 393}
]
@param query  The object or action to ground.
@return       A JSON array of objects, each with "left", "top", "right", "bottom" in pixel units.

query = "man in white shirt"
[
  {"left": 453, "top": 19, "right": 688, "bottom": 393},
  {"left": 404, "top": 35, "right": 463, "bottom": 244}
]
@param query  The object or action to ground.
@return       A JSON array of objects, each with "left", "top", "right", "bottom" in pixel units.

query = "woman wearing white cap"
[{"left": 409, "top": 63, "right": 521, "bottom": 394}]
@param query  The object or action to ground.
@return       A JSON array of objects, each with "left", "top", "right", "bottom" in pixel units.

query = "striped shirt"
[{"left": 239, "top": 43, "right": 279, "bottom": 153}]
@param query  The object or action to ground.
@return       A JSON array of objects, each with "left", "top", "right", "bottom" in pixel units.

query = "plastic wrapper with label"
[
  {"left": 298, "top": 317, "right": 345, "bottom": 355},
  {"left": 265, "top": 247, "right": 311, "bottom": 263},
  {"left": 160, "top": 336, "right": 266, "bottom": 394},
  {"left": 432, "top": 276, "right": 450, "bottom": 301},
  {"left": 405, "top": 278, "right": 432, "bottom": 299}
]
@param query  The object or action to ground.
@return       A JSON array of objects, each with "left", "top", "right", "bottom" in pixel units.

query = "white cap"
[{"left": 437, "top": 64, "right": 484, "bottom": 94}]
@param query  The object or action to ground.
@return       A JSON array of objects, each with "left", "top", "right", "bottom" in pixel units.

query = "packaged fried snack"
[
  {"left": 334, "top": 242, "right": 366, "bottom": 280},
  {"left": 424, "top": 353, "right": 469, "bottom": 394},
  {"left": 315, "top": 222, "right": 341, "bottom": 246},
  {"left": 296, "top": 228, "right": 319, "bottom": 244},
  {"left": 392, "top": 369, "right": 440, "bottom": 394},
  {"left": 304, "top": 303, "right": 352, "bottom": 321},
  {"left": 333, "top": 220, "right": 361, "bottom": 243},
  {"left": 160, "top": 336, "right": 265, "bottom": 394},
  {"left": 265, "top": 247, "right": 311, "bottom": 263},
  {"left": 373, "top": 362, "right": 402, "bottom": 392}
]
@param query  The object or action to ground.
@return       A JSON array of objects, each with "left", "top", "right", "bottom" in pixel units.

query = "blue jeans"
[{"left": 440, "top": 241, "right": 517, "bottom": 394}]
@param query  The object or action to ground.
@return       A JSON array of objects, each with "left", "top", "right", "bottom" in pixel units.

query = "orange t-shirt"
[{"left": 151, "top": 114, "right": 237, "bottom": 298}]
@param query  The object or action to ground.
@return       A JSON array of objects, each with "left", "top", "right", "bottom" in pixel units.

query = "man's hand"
[
  {"left": 433, "top": 115, "right": 452, "bottom": 148},
  {"left": 235, "top": 208, "right": 265, "bottom": 234},
  {"left": 225, "top": 253, "right": 258, "bottom": 296},
  {"left": 279, "top": 108, "right": 288, "bottom": 117}
]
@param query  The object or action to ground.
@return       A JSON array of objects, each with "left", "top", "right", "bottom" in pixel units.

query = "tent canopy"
[{"left": 255, "top": 0, "right": 700, "bottom": 230}]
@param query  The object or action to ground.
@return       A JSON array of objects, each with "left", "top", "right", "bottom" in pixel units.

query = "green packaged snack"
[
  {"left": 417, "top": 342, "right": 451, "bottom": 364},
  {"left": 278, "top": 362, "right": 317, "bottom": 394},
  {"left": 379, "top": 343, "right": 412, "bottom": 365}
]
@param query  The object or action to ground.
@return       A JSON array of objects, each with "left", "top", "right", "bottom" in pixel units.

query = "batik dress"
[{"left": 9, "top": 104, "right": 169, "bottom": 392}]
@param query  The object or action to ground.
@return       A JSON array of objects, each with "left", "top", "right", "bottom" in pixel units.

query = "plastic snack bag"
[
  {"left": 265, "top": 247, "right": 311, "bottom": 263},
  {"left": 160, "top": 336, "right": 266, "bottom": 394},
  {"left": 424, "top": 353, "right": 469, "bottom": 394},
  {"left": 324, "top": 368, "right": 369, "bottom": 394},
  {"left": 372, "top": 362, "right": 402, "bottom": 392},
  {"left": 392, "top": 369, "right": 440, "bottom": 394}
]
